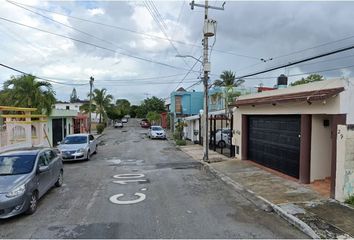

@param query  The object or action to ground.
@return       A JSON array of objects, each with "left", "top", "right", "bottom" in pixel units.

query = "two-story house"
[{"left": 169, "top": 87, "right": 203, "bottom": 128}]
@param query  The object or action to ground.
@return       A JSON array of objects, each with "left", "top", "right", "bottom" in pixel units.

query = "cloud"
[{"left": 1, "top": 0, "right": 354, "bottom": 104}]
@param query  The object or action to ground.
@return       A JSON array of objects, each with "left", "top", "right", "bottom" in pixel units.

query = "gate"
[{"left": 209, "top": 113, "right": 235, "bottom": 157}]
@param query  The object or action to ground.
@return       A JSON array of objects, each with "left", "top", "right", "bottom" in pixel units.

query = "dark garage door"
[{"left": 248, "top": 115, "right": 301, "bottom": 178}]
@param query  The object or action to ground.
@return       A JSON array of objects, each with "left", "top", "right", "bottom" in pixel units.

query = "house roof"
[{"left": 232, "top": 79, "right": 346, "bottom": 107}]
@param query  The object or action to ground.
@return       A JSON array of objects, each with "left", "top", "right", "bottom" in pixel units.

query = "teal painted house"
[{"left": 169, "top": 87, "right": 203, "bottom": 126}]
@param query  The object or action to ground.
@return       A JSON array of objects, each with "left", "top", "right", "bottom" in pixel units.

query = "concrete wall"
[
  {"left": 335, "top": 125, "right": 354, "bottom": 201},
  {"left": 310, "top": 115, "right": 332, "bottom": 182}
]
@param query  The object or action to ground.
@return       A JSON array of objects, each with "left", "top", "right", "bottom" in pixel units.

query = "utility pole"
[
  {"left": 88, "top": 76, "right": 94, "bottom": 133},
  {"left": 190, "top": 0, "right": 224, "bottom": 162}
]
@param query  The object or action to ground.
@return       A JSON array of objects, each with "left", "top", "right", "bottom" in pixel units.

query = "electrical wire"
[
  {"left": 0, "top": 16, "right": 200, "bottom": 73},
  {"left": 237, "top": 45, "right": 354, "bottom": 79},
  {"left": 8, "top": 1, "right": 260, "bottom": 60},
  {"left": 0, "top": 63, "right": 89, "bottom": 86}
]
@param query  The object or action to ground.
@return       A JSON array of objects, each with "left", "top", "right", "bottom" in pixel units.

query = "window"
[
  {"left": 66, "top": 106, "right": 70, "bottom": 110},
  {"left": 38, "top": 153, "right": 49, "bottom": 167},
  {"left": 175, "top": 96, "right": 182, "bottom": 113},
  {"left": 89, "top": 135, "right": 94, "bottom": 141},
  {"left": 44, "top": 150, "right": 57, "bottom": 163}
]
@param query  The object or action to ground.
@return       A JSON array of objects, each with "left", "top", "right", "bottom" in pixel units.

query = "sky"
[{"left": 1, "top": 0, "right": 354, "bottom": 105}]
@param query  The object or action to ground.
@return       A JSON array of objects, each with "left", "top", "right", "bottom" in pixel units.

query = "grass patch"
[
  {"left": 175, "top": 139, "right": 186, "bottom": 146},
  {"left": 345, "top": 195, "right": 354, "bottom": 206}
]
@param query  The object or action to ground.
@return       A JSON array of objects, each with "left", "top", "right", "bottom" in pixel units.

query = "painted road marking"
[
  {"left": 109, "top": 193, "right": 146, "bottom": 205},
  {"left": 113, "top": 179, "right": 147, "bottom": 184},
  {"left": 113, "top": 173, "right": 145, "bottom": 179}
]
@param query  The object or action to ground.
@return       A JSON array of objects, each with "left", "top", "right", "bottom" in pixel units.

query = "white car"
[
  {"left": 148, "top": 126, "right": 166, "bottom": 139},
  {"left": 57, "top": 134, "right": 97, "bottom": 161},
  {"left": 211, "top": 128, "right": 231, "bottom": 148},
  {"left": 114, "top": 121, "right": 123, "bottom": 128},
  {"left": 121, "top": 118, "right": 128, "bottom": 123}
]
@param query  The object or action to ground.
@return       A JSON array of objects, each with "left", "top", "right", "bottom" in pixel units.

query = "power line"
[
  {"left": 241, "top": 64, "right": 354, "bottom": 80},
  {"left": 174, "top": 56, "right": 202, "bottom": 90},
  {"left": 237, "top": 44, "right": 354, "bottom": 79},
  {"left": 0, "top": 16, "right": 199, "bottom": 73},
  {"left": 0, "top": 63, "right": 89, "bottom": 86},
  {"left": 9, "top": 1, "right": 259, "bottom": 60}
]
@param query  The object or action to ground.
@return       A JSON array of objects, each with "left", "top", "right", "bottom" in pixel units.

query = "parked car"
[
  {"left": 114, "top": 121, "right": 123, "bottom": 128},
  {"left": 211, "top": 128, "right": 231, "bottom": 148},
  {"left": 148, "top": 126, "right": 166, "bottom": 139},
  {"left": 140, "top": 119, "right": 151, "bottom": 128},
  {"left": 0, "top": 148, "right": 63, "bottom": 218},
  {"left": 57, "top": 134, "right": 97, "bottom": 161},
  {"left": 121, "top": 118, "right": 128, "bottom": 123}
]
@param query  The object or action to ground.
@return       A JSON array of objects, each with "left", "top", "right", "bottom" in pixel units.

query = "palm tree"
[
  {"left": 213, "top": 70, "right": 245, "bottom": 112},
  {"left": 90, "top": 88, "right": 113, "bottom": 123},
  {"left": 214, "top": 70, "right": 244, "bottom": 87},
  {"left": 1, "top": 74, "right": 56, "bottom": 115}
]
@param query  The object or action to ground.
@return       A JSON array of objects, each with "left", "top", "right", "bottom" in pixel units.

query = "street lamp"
[
  {"left": 176, "top": 54, "right": 209, "bottom": 162},
  {"left": 176, "top": 54, "right": 202, "bottom": 63}
]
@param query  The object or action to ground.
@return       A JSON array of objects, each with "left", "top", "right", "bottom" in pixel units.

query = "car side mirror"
[
  {"left": 57, "top": 141, "right": 61, "bottom": 145},
  {"left": 38, "top": 165, "right": 49, "bottom": 173}
]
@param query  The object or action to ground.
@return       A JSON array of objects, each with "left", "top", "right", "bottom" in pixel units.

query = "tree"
[
  {"left": 106, "top": 104, "right": 124, "bottom": 120},
  {"left": 146, "top": 111, "right": 160, "bottom": 124},
  {"left": 213, "top": 70, "right": 244, "bottom": 111},
  {"left": 90, "top": 88, "right": 113, "bottom": 123},
  {"left": 70, "top": 88, "right": 79, "bottom": 103},
  {"left": 214, "top": 70, "right": 245, "bottom": 87},
  {"left": 290, "top": 74, "right": 324, "bottom": 86},
  {"left": 116, "top": 99, "right": 131, "bottom": 116},
  {"left": 137, "top": 96, "right": 165, "bottom": 118},
  {"left": 0, "top": 74, "right": 56, "bottom": 115},
  {"left": 129, "top": 105, "right": 139, "bottom": 118}
]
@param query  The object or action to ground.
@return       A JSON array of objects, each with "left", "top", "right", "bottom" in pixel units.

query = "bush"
[
  {"left": 96, "top": 123, "right": 105, "bottom": 134},
  {"left": 345, "top": 195, "right": 354, "bottom": 206},
  {"left": 173, "top": 131, "right": 182, "bottom": 140},
  {"left": 175, "top": 139, "right": 186, "bottom": 146}
]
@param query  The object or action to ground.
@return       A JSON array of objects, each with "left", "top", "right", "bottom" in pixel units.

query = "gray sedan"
[
  {"left": 57, "top": 134, "right": 97, "bottom": 161},
  {"left": 0, "top": 148, "right": 63, "bottom": 219}
]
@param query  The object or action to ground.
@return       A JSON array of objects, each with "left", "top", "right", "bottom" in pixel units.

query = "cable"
[
  {"left": 237, "top": 45, "right": 354, "bottom": 79},
  {"left": 9, "top": 1, "right": 260, "bottom": 60},
  {"left": 0, "top": 16, "right": 200, "bottom": 73},
  {"left": 0, "top": 63, "right": 89, "bottom": 86},
  {"left": 174, "top": 56, "right": 202, "bottom": 90},
  {"left": 241, "top": 64, "right": 354, "bottom": 80}
]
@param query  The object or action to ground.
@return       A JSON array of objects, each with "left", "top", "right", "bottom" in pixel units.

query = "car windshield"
[
  {"left": 63, "top": 136, "right": 87, "bottom": 144},
  {"left": 152, "top": 126, "right": 163, "bottom": 131},
  {"left": 0, "top": 155, "right": 36, "bottom": 175}
]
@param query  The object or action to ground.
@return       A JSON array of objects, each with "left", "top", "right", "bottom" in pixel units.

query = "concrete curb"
[{"left": 198, "top": 160, "right": 320, "bottom": 239}]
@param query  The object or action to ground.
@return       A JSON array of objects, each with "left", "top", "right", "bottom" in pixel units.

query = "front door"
[{"left": 52, "top": 118, "right": 63, "bottom": 146}]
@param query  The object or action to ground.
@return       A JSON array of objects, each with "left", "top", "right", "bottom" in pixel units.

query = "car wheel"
[
  {"left": 87, "top": 150, "right": 91, "bottom": 161},
  {"left": 55, "top": 170, "right": 63, "bottom": 187},
  {"left": 25, "top": 192, "right": 38, "bottom": 215},
  {"left": 94, "top": 146, "right": 97, "bottom": 154},
  {"left": 218, "top": 140, "right": 226, "bottom": 148}
]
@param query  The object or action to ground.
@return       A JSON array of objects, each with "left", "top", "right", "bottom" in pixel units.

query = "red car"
[{"left": 140, "top": 119, "right": 151, "bottom": 128}]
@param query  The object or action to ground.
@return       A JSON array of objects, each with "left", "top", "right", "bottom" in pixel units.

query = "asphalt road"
[{"left": 0, "top": 119, "right": 307, "bottom": 238}]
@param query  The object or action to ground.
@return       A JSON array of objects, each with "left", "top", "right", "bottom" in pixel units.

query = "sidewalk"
[{"left": 179, "top": 144, "right": 354, "bottom": 239}]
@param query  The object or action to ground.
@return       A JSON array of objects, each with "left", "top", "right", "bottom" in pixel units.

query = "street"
[{"left": 0, "top": 119, "right": 307, "bottom": 238}]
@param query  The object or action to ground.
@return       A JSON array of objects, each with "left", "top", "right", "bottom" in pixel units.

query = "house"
[
  {"left": 47, "top": 108, "right": 78, "bottom": 146},
  {"left": 55, "top": 101, "right": 89, "bottom": 133},
  {"left": 231, "top": 78, "right": 354, "bottom": 200},
  {"left": 169, "top": 87, "right": 203, "bottom": 130}
]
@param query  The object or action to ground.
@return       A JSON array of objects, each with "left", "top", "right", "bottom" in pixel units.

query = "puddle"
[{"left": 155, "top": 162, "right": 202, "bottom": 170}]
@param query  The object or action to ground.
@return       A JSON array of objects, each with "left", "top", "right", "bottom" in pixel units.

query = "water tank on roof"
[{"left": 277, "top": 74, "right": 288, "bottom": 89}]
